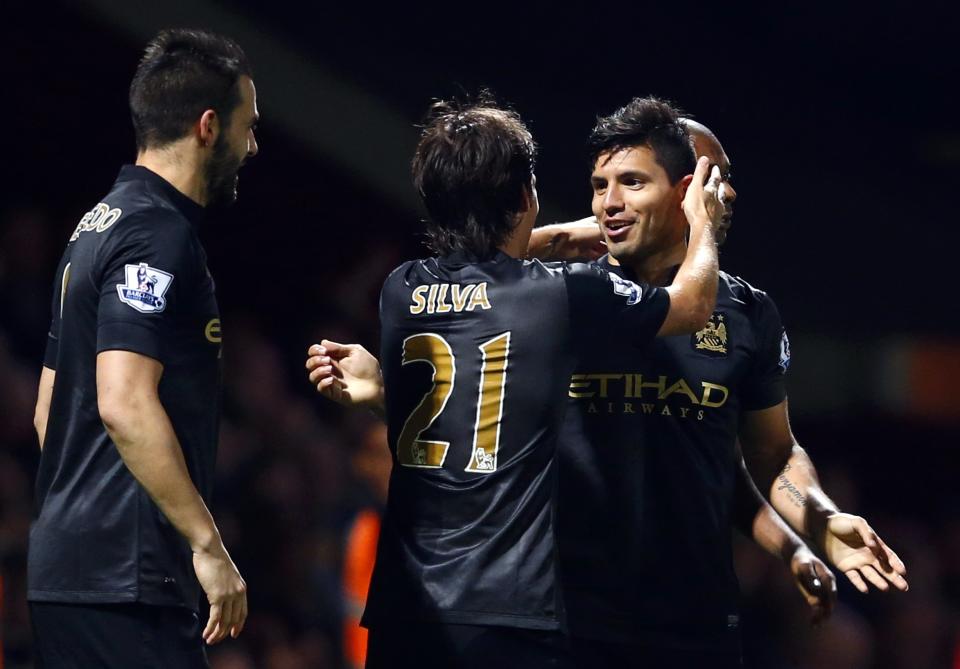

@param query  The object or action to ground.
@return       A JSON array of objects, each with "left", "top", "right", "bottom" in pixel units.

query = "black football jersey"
[
  {"left": 558, "top": 257, "right": 789, "bottom": 649},
  {"left": 365, "top": 250, "right": 670, "bottom": 630},
  {"left": 29, "top": 166, "right": 222, "bottom": 611}
]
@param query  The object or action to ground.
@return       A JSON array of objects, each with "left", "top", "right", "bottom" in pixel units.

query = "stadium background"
[{"left": 1, "top": 2, "right": 958, "bottom": 667}]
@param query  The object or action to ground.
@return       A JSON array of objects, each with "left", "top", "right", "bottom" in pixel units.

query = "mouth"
[{"left": 603, "top": 218, "right": 634, "bottom": 241}]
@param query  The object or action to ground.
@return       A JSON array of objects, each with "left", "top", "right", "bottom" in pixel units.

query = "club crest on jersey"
[
  {"left": 117, "top": 263, "right": 174, "bottom": 313},
  {"left": 778, "top": 330, "right": 791, "bottom": 373},
  {"left": 692, "top": 312, "right": 728, "bottom": 356},
  {"left": 608, "top": 273, "right": 642, "bottom": 305}
]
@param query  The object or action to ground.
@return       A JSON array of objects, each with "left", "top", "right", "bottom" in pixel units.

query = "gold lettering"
[
  {"left": 587, "top": 402, "right": 598, "bottom": 414},
  {"left": 661, "top": 405, "right": 673, "bottom": 416},
  {"left": 569, "top": 374, "right": 595, "bottom": 398},
  {"left": 661, "top": 378, "right": 700, "bottom": 404},
  {"left": 451, "top": 284, "right": 475, "bottom": 311},
  {"left": 697, "top": 410, "right": 705, "bottom": 420},
  {"left": 607, "top": 402, "right": 615, "bottom": 414},
  {"left": 680, "top": 407, "right": 690, "bottom": 418},
  {"left": 586, "top": 374, "right": 622, "bottom": 399},
  {"left": 435, "top": 284, "right": 452, "bottom": 313},
  {"left": 410, "top": 285, "right": 429, "bottom": 314},
  {"left": 700, "top": 383, "right": 730, "bottom": 408},
  {"left": 634, "top": 374, "right": 667, "bottom": 399},
  {"left": 641, "top": 403, "right": 655, "bottom": 414},
  {"left": 467, "top": 282, "right": 492, "bottom": 311},
  {"left": 427, "top": 284, "right": 439, "bottom": 314},
  {"left": 205, "top": 318, "right": 222, "bottom": 343},
  {"left": 623, "top": 403, "right": 635, "bottom": 414}
]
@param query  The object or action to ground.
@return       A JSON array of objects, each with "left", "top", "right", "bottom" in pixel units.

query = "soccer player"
[
  {"left": 309, "top": 97, "right": 724, "bottom": 668},
  {"left": 552, "top": 108, "right": 907, "bottom": 667},
  {"left": 29, "top": 29, "right": 257, "bottom": 668}
]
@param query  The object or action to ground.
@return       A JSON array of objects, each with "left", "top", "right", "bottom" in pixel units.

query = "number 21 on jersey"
[{"left": 397, "top": 332, "right": 510, "bottom": 473}]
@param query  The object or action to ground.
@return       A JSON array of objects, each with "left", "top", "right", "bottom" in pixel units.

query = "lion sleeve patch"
[{"left": 116, "top": 262, "right": 174, "bottom": 313}]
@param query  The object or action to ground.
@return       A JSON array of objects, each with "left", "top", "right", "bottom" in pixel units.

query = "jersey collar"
[{"left": 116, "top": 165, "right": 206, "bottom": 226}]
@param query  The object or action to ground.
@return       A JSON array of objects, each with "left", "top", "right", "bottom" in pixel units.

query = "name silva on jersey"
[{"left": 409, "top": 282, "right": 492, "bottom": 315}]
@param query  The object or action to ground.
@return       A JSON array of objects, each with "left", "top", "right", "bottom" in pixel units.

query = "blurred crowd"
[{"left": 1, "top": 205, "right": 958, "bottom": 668}]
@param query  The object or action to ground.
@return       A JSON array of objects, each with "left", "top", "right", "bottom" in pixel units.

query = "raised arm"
[
  {"left": 34, "top": 366, "right": 56, "bottom": 450},
  {"left": 97, "top": 350, "right": 247, "bottom": 643},
  {"left": 526, "top": 218, "right": 607, "bottom": 261},
  {"left": 739, "top": 399, "right": 908, "bottom": 593},
  {"left": 731, "top": 453, "right": 836, "bottom": 623},
  {"left": 658, "top": 157, "right": 723, "bottom": 336}
]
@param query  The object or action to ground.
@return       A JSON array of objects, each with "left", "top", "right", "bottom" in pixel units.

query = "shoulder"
[{"left": 720, "top": 271, "right": 778, "bottom": 311}]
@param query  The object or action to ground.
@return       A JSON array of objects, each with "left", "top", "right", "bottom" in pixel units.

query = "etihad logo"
[
  {"left": 569, "top": 373, "right": 729, "bottom": 420},
  {"left": 410, "top": 282, "right": 491, "bottom": 315},
  {"left": 693, "top": 312, "right": 728, "bottom": 356}
]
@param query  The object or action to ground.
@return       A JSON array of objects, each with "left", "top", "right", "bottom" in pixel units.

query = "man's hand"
[
  {"left": 527, "top": 218, "right": 607, "bottom": 261},
  {"left": 193, "top": 546, "right": 247, "bottom": 644},
  {"left": 821, "top": 513, "right": 908, "bottom": 593},
  {"left": 306, "top": 340, "right": 384, "bottom": 411},
  {"left": 789, "top": 545, "right": 837, "bottom": 625},
  {"left": 681, "top": 158, "right": 724, "bottom": 228}
]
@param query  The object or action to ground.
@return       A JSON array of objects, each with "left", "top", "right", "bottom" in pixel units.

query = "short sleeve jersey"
[
  {"left": 558, "top": 258, "right": 789, "bottom": 649},
  {"left": 365, "top": 250, "right": 670, "bottom": 631},
  {"left": 28, "top": 166, "right": 222, "bottom": 611}
]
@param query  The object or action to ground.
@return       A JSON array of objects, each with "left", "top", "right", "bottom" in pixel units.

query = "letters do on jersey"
[{"left": 409, "top": 282, "right": 492, "bottom": 315}]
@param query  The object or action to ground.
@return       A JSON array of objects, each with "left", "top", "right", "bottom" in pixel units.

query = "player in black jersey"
[
  {"left": 30, "top": 29, "right": 257, "bottom": 668},
  {"left": 306, "top": 97, "right": 725, "bottom": 668},
  {"left": 552, "top": 109, "right": 908, "bottom": 667}
]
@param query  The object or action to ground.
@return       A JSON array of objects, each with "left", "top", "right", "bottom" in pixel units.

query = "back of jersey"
[{"left": 367, "top": 251, "right": 572, "bottom": 630}]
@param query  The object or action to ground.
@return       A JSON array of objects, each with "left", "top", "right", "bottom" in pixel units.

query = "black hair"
[
  {"left": 588, "top": 96, "right": 695, "bottom": 184},
  {"left": 129, "top": 28, "right": 252, "bottom": 151},
  {"left": 411, "top": 94, "right": 537, "bottom": 258}
]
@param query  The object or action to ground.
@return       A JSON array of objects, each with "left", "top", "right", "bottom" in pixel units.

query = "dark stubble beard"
[{"left": 205, "top": 135, "right": 244, "bottom": 208}]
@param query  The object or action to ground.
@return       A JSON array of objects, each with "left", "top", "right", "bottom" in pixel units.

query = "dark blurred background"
[{"left": 1, "top": 1, "right": 958, "bottom": 667}]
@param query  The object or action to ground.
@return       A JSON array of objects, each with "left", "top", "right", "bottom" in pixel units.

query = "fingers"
[
  {"left": 860, "top": 564, "right": 890, "bottom": 591},
  {"left": 704, "top": 164, "right": 722, "bottom": 196},
  {"left": 690, "top": 156, "right": 710, "bottom": 192},
  {"left": 845, "top": 569, "right": 869, "bottom": 594},
  {"left": 203, "top": 603, "right": 222, "bottom": 644},
  {"left": 232, "top": 592, "right": 249, "bottom": 638}
]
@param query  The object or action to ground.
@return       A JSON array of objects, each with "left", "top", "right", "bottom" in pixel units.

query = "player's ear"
[
  {"left": 197, "top": 109, "right": 219, "bottom": 148},
  {"left": 677, "top": 174, "right": 694, "bottom": 207}
]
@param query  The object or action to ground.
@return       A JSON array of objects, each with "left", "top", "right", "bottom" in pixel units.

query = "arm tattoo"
[{"left": 776, "top": 463, "right": 807, "bottom": 508}]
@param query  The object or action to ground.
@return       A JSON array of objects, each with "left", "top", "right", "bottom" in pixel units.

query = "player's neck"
[
  {"left": 614, "top": 242, "right": 687, "bottom": 287},
  {"left": 499, "top": 210, "right": 535, "bottom": 259},
  {"left": 136, "top": 145, "right": 208, "bottom": 207}
]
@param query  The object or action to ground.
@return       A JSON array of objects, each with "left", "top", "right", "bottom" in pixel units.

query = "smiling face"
[{"left": 590, "top": 145, "right": 689, "bottom": 265}]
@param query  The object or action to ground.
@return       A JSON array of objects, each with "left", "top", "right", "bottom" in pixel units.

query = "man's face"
[
  {"left": 690, "top": 131, "right": 736, "bottom": 244},
  {"left": 590, "top": 146, "right": 687, "bottom": 264},
  {"left": 206, "top": 76, "right": 259, "bottom": 207}
]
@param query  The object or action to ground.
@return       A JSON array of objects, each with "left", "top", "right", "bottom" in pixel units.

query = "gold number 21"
[{"left": 396, "top": 332, "right": 510, "bottom": 473}]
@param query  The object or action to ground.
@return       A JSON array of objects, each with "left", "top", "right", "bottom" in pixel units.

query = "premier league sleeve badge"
[{"left": 117, "top": 262, "right": 174, "bottom": 313}]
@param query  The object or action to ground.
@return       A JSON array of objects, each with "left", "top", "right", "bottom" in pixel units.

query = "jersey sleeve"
[
  {"left": 740, "top": 292, "right": 790, "bottom": 411},
  {"left": 42, "top": 248, "right": 73, "bottom": 370},
  {"left": 95, "top": 213, "right": 197, "bottom": 364},
  {"left": 563, "top": 262, "right": 670, "bottom": 349}
]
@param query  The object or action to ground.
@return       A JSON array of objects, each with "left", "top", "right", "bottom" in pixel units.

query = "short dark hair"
[
  {"left": 588, "top": 97, "right": 695, "bottom": 184},
  {"left": 130, "top": 28, "right": 252, "bottom": 151},
  {"left": 411, "top": 96, "right": 537, "bottom": 258}
]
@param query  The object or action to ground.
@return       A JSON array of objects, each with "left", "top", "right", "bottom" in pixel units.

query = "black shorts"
[
  {"left": 569, "top": 635, "right": 743, "bottom": 669},
  {"left": 366, "top": 622, "right": 572, "bottom": 669},
  {"left": 30, "top": 602, "right": 209, "bottom": 669}
]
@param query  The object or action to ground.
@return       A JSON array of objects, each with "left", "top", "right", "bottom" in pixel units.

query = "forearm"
[
  {"left": 526, "top": 218, "right": 597, "bottom": 260},
  {"left": 733, "top": 456, "right": 803, "bottom": 561},
  {"left": 34, "top": 366, "right": 56, "bottom": 450},
  {"left": 103, "top": 396, "right": 222, "bottom": 553},
  {"left": 661, "top": 216, "right": 719, "bottom": 334},
  {"left": 770, "top": 446, "right": 839, "bottom": 545}
]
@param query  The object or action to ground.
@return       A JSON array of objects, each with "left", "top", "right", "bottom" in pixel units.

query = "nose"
[
  {"left": 602, "top": 184, "right": 623, "bottom": 214},
  {"left": 247, "top": 129, "right": 259, "bottom": 158}
]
